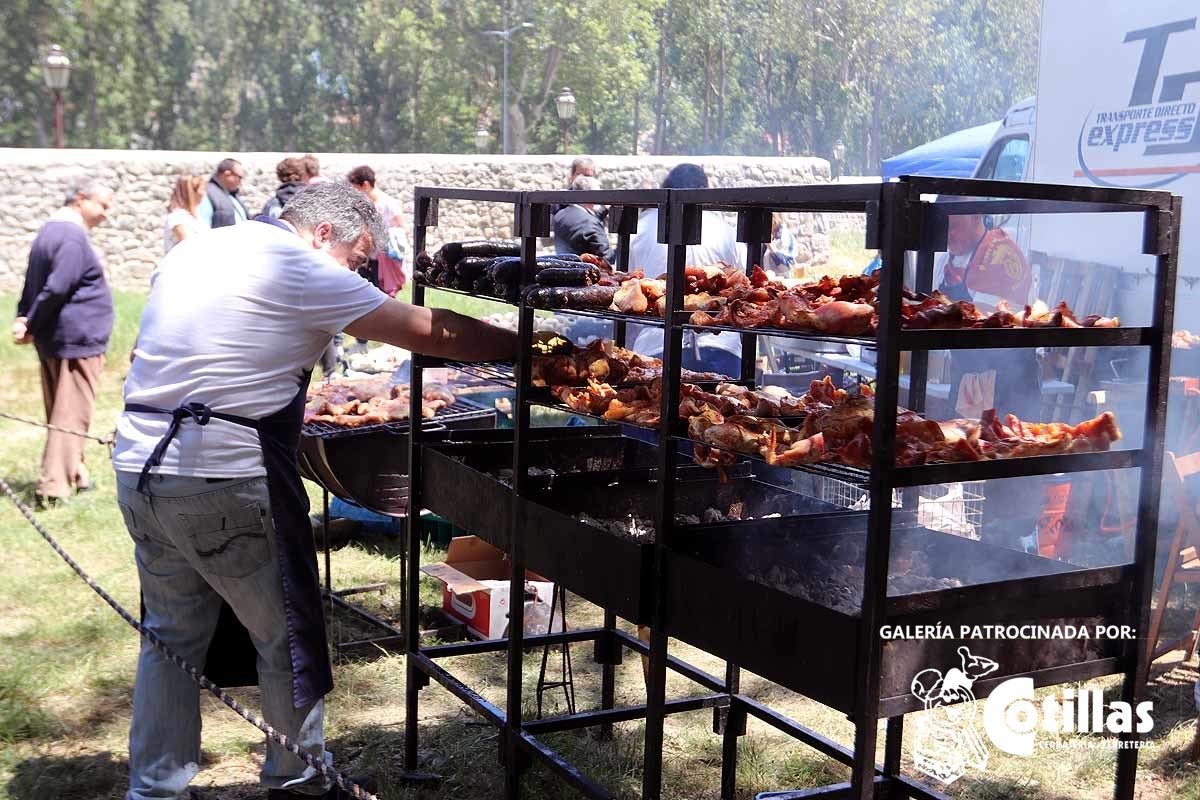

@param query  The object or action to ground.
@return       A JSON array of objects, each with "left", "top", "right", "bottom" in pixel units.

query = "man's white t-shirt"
[
  {"left": 113, "top": 221, "right": 389, "bottom": 478},
  {"left": 628, "top": 208, "right": 746, "bottom": 360},
  {"left": 627, "top": 208, "right": 746, "bottom": 276}
]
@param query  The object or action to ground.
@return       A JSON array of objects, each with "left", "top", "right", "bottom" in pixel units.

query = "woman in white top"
[
  {"left": 348, "top": 165, "right": 408, "bottom": 295},
  {"left": 162, "top": 175, "right": 205, "bottom": 254}
]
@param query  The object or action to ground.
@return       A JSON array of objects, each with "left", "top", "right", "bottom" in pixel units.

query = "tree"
[{"left": 0, "top": 0, "right": 1041, "bottom": 168}]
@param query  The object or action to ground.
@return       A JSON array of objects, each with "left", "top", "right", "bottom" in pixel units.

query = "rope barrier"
[
  {"left": 0, "top": 409, "right": 115, "bottom": 446},
  {"left": 0, "top": 476, "right": 379, "bottom": 800}
]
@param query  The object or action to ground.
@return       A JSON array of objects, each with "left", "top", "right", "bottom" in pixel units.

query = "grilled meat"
[
  {"left": 304, "top": 379, "right": 456, "bottom": 427},
  {"left": 611, "top": 279, "right": 649, "bottom": 314},
  {"left": 680, "top": 375, "right": 1122, "bottom": 470}
]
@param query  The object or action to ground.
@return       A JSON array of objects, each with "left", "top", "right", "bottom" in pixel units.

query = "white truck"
[{"left": 974, "top": 0, "right": 1200, "bottom": 330}]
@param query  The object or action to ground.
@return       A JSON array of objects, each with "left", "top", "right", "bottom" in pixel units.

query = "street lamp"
[
  {"left": 483, "top": 17, "right": 534, "bottom": 155},
  {"left": 41, "top": 44, "right": 71, "bottom": 149},
  {"left": 475, "top": 125, "right": 491, "bottom": 153},
  {"left": 555, "top": 87, "right": 576, "bottom": 153},
  {"left": 832, "top": 138, "right": 847, "bottom": 181}
]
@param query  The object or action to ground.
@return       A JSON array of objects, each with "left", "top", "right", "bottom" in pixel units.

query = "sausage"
[
  {"left": 535, "top": 266, "right": 599, "bottom": 287},
  {"left": 473, "top": 276, "right": 496, "bottom": 295},
  {"left": 458, "top": 240, "right": 521, "bottom": 260},
  {"left": 453, "top": 256, "right": 492, "bottom": 280},
  {"left": 429, "top": 263, "right": 451, "bottom": 286},
  {"left": 523, "top": 286, "right": 560, "bottom": 308},
  {"left": 566, "top": 284, "right": 618, "bottom": 307},
  {"left": 415, "top": 250, "right": 436, "bottom": 273},
  {"left": 525, "top": 284, "right": 619, "bottom": 309},
  {"left": 439, "top": 240, "right": 521, "bottom": 266},
  {"left": 487, "top": 257, "right": 523, "bottom": 284},
  {"left": 531, "top": 257, "right": 587, "bottom": 276}
]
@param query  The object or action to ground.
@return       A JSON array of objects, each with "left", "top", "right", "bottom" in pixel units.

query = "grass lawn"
[{"left": 2, "top": 290, "right": 1200, "bottom": 799}]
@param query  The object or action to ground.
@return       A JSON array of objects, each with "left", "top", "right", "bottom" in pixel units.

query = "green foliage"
[{"left": 0, "top": 0, "right": 1038, "bottom": 167}]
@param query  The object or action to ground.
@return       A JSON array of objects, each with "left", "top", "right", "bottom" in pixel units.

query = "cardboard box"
[{"left": 421, "top": 536, "right": 562, "bottom": 639}]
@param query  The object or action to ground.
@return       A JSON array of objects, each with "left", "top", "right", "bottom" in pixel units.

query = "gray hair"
[
  {"left": 63, "top": 177, "right": 110, "bottom": 206},
  {"left": 570, "top": 174, "right": 598, "bottom": 192},
  {"left": 279, "top": 181, "right": 387, "bottom": 250}
]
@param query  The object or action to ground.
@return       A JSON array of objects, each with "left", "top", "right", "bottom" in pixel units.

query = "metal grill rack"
[
  {"left": 435, "top": 359, "right": 517, "bottom": 387},
  {"left": 814, "top": 476, "right": 985, "bottom": 538},
  {"left": 301, "top": 397, "right": 495, "bottom": 440},
  {"left": 401, "top": 179, "right": 1179, "bottom": 800},
  {"left": 299, "top": 395, "right": 495, "bottom": 656}
]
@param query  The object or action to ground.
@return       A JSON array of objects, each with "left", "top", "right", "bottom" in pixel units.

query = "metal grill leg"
[
  {"left": 404, "top": 514, "right": 421, "bottom": 773},
  {"left": 322, "top": 489, "right": 332, "bottom": 606},
  {"left": 884, "top": 716, "right": 903, "bottom": 782},
  {"left": 398, "top": 515, "right": 408, "bottom": 645},
  {"left": 641, "top": 627, "right": 669, "bottom": 800},
  {"left": 719, "top": 663, "right": 743, "bottom": 800},
  {"left": 599, "top": 610, "right": 617, "bottom": 741},
  {"left": 536, "top": 585, "right": 577, "bottom": 719}
]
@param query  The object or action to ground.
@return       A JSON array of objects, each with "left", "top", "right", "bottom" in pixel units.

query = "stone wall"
[{"left": 0, "top": 149, "right": 833, "bottom": 292}]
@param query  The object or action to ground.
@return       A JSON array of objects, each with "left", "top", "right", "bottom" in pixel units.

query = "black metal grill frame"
[{"left": 401, "top": 179, "right": 1179, "bottom": 800}]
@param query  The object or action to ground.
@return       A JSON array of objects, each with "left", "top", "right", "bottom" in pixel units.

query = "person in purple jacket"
[{"left": 13, "top": 177, "right": 115, "bottom": 508}]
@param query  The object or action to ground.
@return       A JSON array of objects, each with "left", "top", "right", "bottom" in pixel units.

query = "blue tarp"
[{"left": 880, "top": 121, "right": 1001, "bottom": 180}]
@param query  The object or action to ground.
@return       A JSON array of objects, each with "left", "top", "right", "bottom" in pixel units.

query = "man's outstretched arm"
[{"left": 345, "top": 299, "right": 518, "bottom": 362}]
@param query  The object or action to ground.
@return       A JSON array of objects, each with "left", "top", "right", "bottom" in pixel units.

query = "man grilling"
[{"left": 112, "top": 182, "right": 516, "bottom": 800}]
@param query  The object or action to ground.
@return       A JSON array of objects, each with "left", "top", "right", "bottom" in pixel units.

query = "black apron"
[{"left": 126, "top": 381, "right": 332, "bottom": 709}]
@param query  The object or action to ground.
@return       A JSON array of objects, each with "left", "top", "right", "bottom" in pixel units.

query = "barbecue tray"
[
  {"left": 299, "top": 397, "right": 496, "bottom": 515},
  {"left": 420, "top": 427, "right": 847, "bottom": 621},
  {"left": 670, "top": 517, "right": 1132, "bottom": 716},
  {"left": 423, "top": 428, "right": 1132, "bottom": 713}
]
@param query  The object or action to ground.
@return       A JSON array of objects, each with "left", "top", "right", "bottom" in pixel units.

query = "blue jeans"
[{"left": 116, "top": 471, "right": 329, "bottom": 799}]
